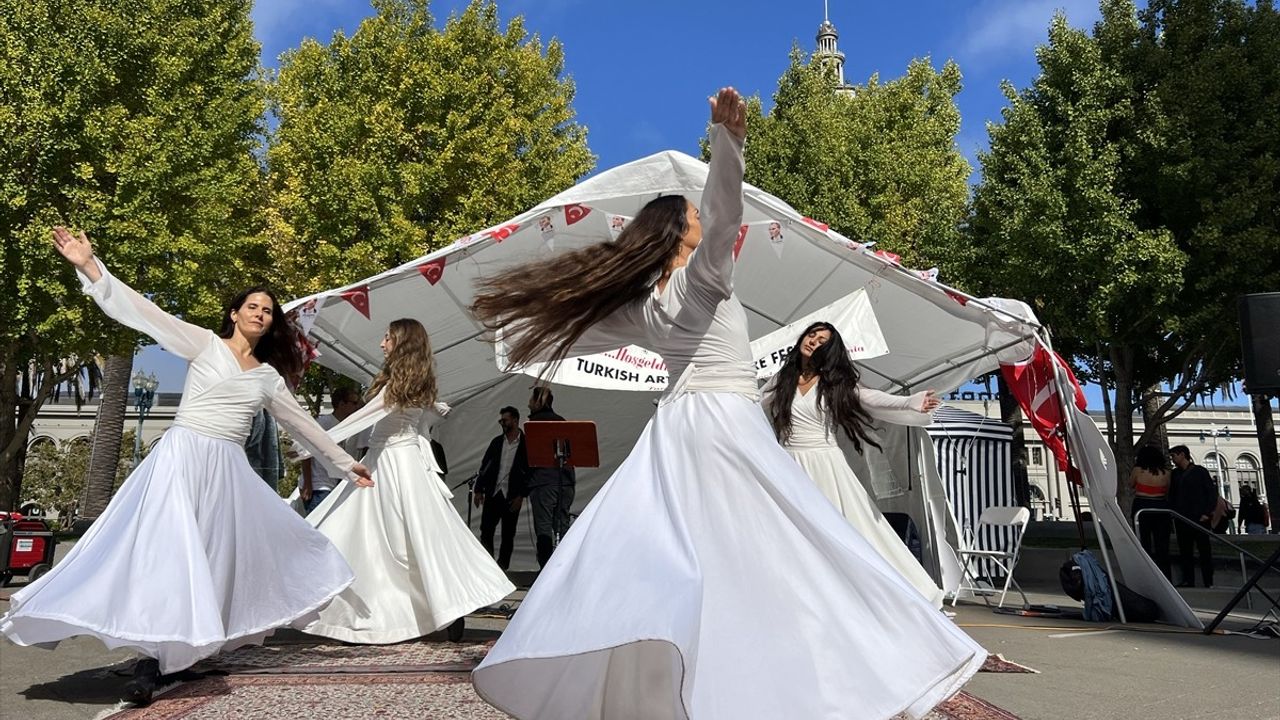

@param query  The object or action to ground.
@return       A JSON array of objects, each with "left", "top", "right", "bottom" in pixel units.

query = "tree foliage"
[
  {"left": 967, "top": 0, "right": 1280, "bottom": 495},
  {"left": 0, "top": 0, "right": 268, "bottom": 507},
  {"left": 714, "top": 48, "right": 971, "bottom": 270},
  {"left": 266, "top": 0, "right": 594, "bottom": 296}
]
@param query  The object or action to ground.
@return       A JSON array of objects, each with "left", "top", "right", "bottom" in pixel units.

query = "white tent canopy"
[{"left": 284, "top": 148, "right": 1197, "bottom": 627}]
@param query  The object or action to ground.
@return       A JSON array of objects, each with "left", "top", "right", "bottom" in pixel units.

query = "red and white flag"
[
  {"left": 341, "top": 286, "right": 371, "bottom": 319},
  {"left": 417, "top": 257, "right": 446, "bottom": 286},
  {"left": 1001, "top": 345, "right": 1087, "bottom": 482}
]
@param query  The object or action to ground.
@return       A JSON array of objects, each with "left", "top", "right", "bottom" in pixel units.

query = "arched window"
[
  {"left": 1236, "top": 454, "right": 1261, "bottom": 494},
  {"left": 27, "top": 436, "right": 55, "bottom": 451}
]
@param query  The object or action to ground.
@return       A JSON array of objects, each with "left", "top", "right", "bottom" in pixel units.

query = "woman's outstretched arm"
[{"left": 52, "top": 227, "right": 213, "bottom": 361}]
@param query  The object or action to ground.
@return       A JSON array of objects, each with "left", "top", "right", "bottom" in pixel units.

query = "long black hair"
[
  {"left": 764, "top": 321, "right": 881, "bottom": 454},
  {"left": 218, "top": 286, "right": 304, "bottom": 386},
  {"left": 472, "top": 195, "right": 690, "bottom": 372},
  {"left": 1134, "top": 445, "right": 1168, "bottom": 474}
]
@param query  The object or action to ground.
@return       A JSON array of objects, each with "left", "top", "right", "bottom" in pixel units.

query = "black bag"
[{"left": 1059, "top": 559, "right": 1085, "bottom": 601}]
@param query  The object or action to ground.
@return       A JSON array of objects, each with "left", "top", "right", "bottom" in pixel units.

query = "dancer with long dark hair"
[
  {"left": 763, "top": 321, "right": 943, "bottom": 605},
  {"left": 299, "top": 318, "right": 515, "bottom": 644},
  {"left": 0, "top": 228, "right": 373, "bottom": 703},
  {"left": 468, "top": 89, "right": 984, "bottom": 720}
]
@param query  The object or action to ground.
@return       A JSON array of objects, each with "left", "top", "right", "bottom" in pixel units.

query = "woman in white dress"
[
  {"left": 467, "top": 89, "right": 985, "bottom": 720},
  {"left": 1, "top": 228, "right": 373, "bottom": 703},
  {"left": 299, "top": 319, "right": 515, "bottom": 645},
  {"left": 762, "top": 322, "right": 944, "bottom": 607}
]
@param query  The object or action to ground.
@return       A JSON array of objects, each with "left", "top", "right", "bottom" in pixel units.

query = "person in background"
[
  {"left": 1128, "top": 445, "right": 1172, "bottom": 579},
  {"left": 474, "top": 406, "right": 529, "bottom": 570},
  {"left": 1169, "top": 445, "right": 1217, "bottom": 588},
  {"left": 300, "top": 386, "right": 369, "bottom": 514}
]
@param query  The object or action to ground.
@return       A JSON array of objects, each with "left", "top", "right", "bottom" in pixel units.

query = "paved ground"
[{"left": 3, "top": 543, "right": 1278, "bottom": 720}]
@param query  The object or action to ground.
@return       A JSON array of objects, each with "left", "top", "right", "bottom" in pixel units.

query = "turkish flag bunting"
[
  {"left": 944, "top": 289, "right": 970, "bottom": 306},
  {"left": 733, "top": 225, "right": 749, "bottom": 260},
  {"left": 486, "top": 223, "right": 519, "bottom": 242},
  {"left": 801, "top": 217, "right": 830, "bottom": 232},
  {"left": 341, "top": 286, "right": 371, "bottom": 319},
  {"left": 417, "top": 257, "right": 446, "bottom": 285},
  {"left": 564, "top": 204, "right": 592, "bottom": 225},
  {"left": 1001, "top": 345, "right": 1088, "bottom": 483},
  {"left": 874, "top": 249, "right": 902, "bottom": 265}
]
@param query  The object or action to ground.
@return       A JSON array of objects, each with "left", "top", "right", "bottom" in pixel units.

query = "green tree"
[
  {"left": 0, "top": 0, "right": 269, "bottom": 510},
  {"left": 967, "top": 0, "right": 1280, "bottom": 502},
  {"left": 711, "top": 48, "right": 971, "bottom": 270},
  {"left": 266, "top": 0, "right": 594, "bottom": 297},
  {"left": 23, "top": 431, "right": 139, "bottom": 528}
]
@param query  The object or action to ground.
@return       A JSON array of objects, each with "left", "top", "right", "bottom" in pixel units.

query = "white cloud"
[{"left": 955, "top": 0, "right": 1103, "bottom": 67}]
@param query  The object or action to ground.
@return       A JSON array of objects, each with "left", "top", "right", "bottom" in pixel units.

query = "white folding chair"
[{"left": 951, "top": 506, "right": 1031, "bottom": 609}]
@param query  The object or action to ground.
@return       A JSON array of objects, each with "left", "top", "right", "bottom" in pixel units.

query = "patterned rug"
[
  {"left": 980, "top": 653, "right": 1039, "bottom": 674},
  {"left": 190, "top": 639, "right": 493, "bottom": 674},
  {"left": 102, "top": 640, "right": 1023, "bottom": 719}
]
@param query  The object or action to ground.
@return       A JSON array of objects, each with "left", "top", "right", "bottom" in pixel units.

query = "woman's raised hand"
[
  {"left": 709, "top": 86, "right": 746, "bottom": 141},
  {"left": 51, "top": 227, "right": 97, "bottom": 270}
]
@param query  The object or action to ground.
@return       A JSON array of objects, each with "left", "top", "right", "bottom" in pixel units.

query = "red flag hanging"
[
  {"left": 733, "top": 224, "right": 749, "bottom": 260},
  {"left": 1001, "top": 345, "right": 1088, "bottom": 483},
  {"left": 341, "top": 286, "right": 371, "bottom": 319},
  {"left": 417, "top": 257, "right": 447, "bottom": 286},
  {"left": 944, "top": 289, "right": 970, "bottom": 306},
  {"left": 564, "top": 204, "right": 592, "bottom": 225},
  {"left": 486, "top": 223, "right": 520, "bottom": 242}
]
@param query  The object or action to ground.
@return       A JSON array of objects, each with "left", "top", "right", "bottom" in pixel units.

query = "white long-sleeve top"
[
  {"left": 515, "top": 124, "right": 753, "bottom": 401},
  {"left": 78, "top": 259, "right": 359, "bottom": 480},
  {"left": 761, "top": 377, "right": 933, "bottom": 450},
  {"left": 296, "top": 389, "right": 453, "bottom": 498}
]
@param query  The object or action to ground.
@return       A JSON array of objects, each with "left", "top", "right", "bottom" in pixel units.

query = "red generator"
[{"left": 0, "top": 519, "right": 57, "bottom": 587}]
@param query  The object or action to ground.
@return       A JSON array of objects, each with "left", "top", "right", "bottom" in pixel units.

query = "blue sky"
[{"left": 139, "top": 0, "right": 1267, "bottom": 411}]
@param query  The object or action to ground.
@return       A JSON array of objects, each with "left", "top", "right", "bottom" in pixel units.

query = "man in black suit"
[
  {"left": 525, "top": 387, "right": 576, "bottom": 568},
  {"left": 1169, "top": 445, "right": 1218, "bottom": 588},
  {"left": 474, "top": 406, "right": 528, "bottom": 570}
]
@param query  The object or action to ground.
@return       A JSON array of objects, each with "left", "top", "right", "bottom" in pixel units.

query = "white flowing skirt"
[
  {"left": 0, "top": 426, "right": 354, "bottom": 674},
  {"left": 303, "top": 443, "right": 515, "bottom": 644},
  {"left": 472, "top": 393, "right": 984, "bottom": 720},
  {"left": 786, "top": 445, "right": 945, "bottom": 607}
]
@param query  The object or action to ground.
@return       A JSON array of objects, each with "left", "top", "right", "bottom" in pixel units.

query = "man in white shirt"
[
  {"left": 474, "top": 406, "right": 529, "bottom": 570},
  {"left": 300, "top": 387, "right": 369, "bottom": 514}
]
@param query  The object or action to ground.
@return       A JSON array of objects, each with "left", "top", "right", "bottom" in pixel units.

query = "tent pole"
[{"left": 1041, "top": 331, "right": 1128, "bottom": 623}]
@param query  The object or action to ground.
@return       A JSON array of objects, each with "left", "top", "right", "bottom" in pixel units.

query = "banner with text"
[{"left": 497, "top": 289, "right": 887, "bottom": 391}]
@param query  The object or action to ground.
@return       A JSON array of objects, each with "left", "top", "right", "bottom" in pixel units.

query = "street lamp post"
[
  {"left": 131, "top": 370, "right": 159, "bottom": 468},
  {"left": 1200, "top": 425, "right": 1232, "bottom": 499}
]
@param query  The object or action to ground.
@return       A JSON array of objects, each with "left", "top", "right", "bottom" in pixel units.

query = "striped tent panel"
[{"left": 927, "top": 406, "right": 1016, "bottom": 579}]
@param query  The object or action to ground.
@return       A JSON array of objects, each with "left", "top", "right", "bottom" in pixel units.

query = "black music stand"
[
  {"left": 524, "top": 421, "right": 600, "bottom": 470},
  {"left": 525, "top": 421, "right": 599, "bottom": 547}
]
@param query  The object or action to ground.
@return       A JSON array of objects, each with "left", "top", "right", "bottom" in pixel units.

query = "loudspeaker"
[{"left": 1239, "top": 293, "right": 1280, "bottom": 394}]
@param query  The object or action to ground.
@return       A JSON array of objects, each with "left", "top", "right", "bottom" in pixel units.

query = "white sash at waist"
[{"left": 660, "top": 363, "right": 760, "bottom": 407}]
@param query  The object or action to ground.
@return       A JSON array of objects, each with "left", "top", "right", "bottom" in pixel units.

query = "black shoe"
[
  {"left": 122, "top": 658, "right": 160, "bottom": 706},
  {"left": 447, "top": 617, "right": 465, "bottom": 642}
]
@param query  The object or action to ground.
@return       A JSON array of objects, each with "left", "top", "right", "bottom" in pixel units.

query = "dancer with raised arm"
[
  {"left": 1, "top": 228, "right": 373, "bottom": 704},
  {"left": 762, "top": 322, "right": 944, "bottom": 606},
  {"left": 299, "top": 319, "right": 515, "bottom": 645},
  {"left": 469, "top": 89, "right": 984, "bottom": 720}
]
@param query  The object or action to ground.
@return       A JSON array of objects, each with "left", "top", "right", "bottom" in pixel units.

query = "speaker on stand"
[{"left": 1239, "top": 293, "right": 1280, "bottom": 396}]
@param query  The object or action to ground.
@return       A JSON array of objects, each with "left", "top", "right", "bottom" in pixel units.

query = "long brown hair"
[
  {"left": 471, "top": 195, "right": 690, "bottom": 371},
  {"left": 765, "top": 322, "right": 881, "bottom": 455},
  {"left": 368, "top": 319, "right": 438, "bottom": 409}
]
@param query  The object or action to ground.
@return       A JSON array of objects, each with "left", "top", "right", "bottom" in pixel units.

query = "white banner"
[
  {"left": 750, "top": 288, "right": 888, "bottom": 378},
  {"left": 498, "top": 289, "right": 887, "bottom": 391}
]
